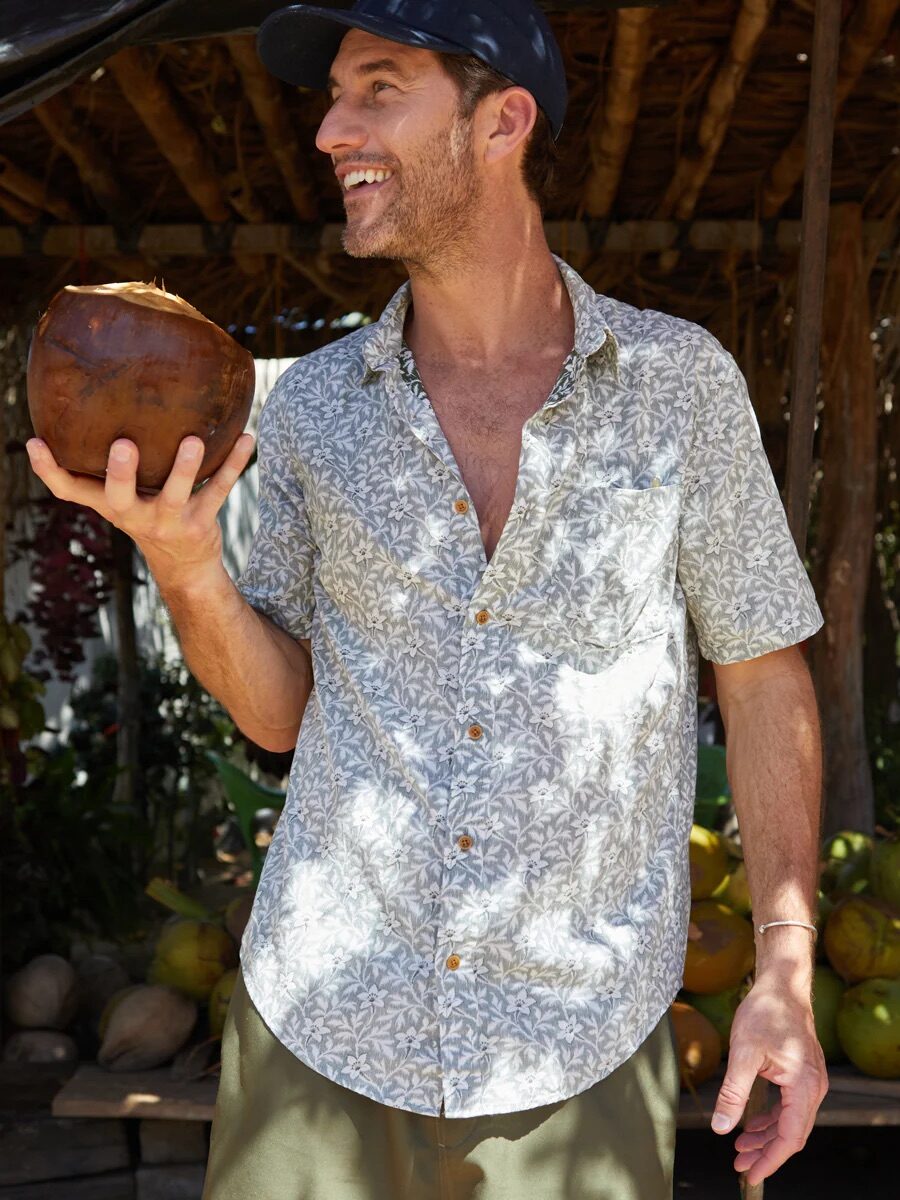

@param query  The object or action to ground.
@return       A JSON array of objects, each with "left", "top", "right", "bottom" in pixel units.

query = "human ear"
[{"left": 482, "top": 87, "right": 536, "bottom": 165}]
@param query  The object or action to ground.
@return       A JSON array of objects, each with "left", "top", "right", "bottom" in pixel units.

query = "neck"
[{"left": 400, "top": 209, "right": 575, "bottom": 367}]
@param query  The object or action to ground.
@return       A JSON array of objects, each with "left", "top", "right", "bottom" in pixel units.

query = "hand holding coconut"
[
  {"left": 25, "top": 281, "right": 256, "bottom": 592},
  {"left": 26, "top": 279, "right": 313, "bottom": 754}
]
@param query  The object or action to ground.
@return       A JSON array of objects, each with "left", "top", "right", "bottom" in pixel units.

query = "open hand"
[
  {"left": 710, "top": 981, "right": 829, "bottom": 1186},
  {"left": 25, "top": 433, "right": 255, "bottom": 589}
]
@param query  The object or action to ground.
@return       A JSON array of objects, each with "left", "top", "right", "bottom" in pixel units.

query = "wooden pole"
[
  {"left": 741, "top": 2, "right": 841, "bottom": 1198},
  {"left": 809, "top": 204, "right": 877, "bottom": 836},
  {"left": 783, "top": 0, "right": 842, "bottom": 557}
]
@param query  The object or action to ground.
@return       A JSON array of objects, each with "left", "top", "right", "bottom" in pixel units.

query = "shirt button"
[
  {"left": 453, "top": 498, "right": 469, "bottom": 514},
  {"left": 467, "top": 724, "right": 483, "bottom": 740},
  {"left": 457, "top": 835, "right": 473, "bottom": 851},
  {"left": 446, "top": 954, "right": 461, "bottom": 971},
  {"left": 475, "top": 609, "right": 490, "bottom": 625}
]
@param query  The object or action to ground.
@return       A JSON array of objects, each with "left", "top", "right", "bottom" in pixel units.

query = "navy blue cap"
[{"left": 257, "top": 0, "right": 567, "bottom": 140}]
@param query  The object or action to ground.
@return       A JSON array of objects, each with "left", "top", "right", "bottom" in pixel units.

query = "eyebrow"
[{"left": 326, "top": 58, "right": 412, "bottom": 94}]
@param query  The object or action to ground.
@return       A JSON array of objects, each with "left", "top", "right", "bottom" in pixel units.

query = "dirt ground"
[{"left": 674, "top": 1126, "right": 895, "bottom": 1198}]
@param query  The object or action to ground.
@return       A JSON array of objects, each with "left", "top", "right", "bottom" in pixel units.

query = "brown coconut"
[
  {"left": 27, "top": 281, "right": 255, "bottom": 492},
  {"left": 670, "top": 1001, "right": 723, "bottom": 1087},
  {"left": 4, "top": 954, "right": 78, "bottom": 1030},
  {"left": 97, "top": 984, "right": 197, "bottom": 1071},
  {"left": 682, "top": 900, "right": 756, "bottom": 994},
  {"left": 3, "top": 1030, "right": 79, "bottom": 1064}
]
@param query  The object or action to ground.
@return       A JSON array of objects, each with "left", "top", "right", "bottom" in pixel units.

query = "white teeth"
[{"left": 343, "top": 168, "right": 393, "bottom": 189}]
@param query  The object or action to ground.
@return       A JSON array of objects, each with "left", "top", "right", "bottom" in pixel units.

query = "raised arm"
[{"left": 26, "top": 432, "right": 313, "bottom": 753}]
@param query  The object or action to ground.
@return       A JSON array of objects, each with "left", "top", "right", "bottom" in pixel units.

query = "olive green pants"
[{"left": 203, "top": 967, "right": 679, "bottom": 1200}]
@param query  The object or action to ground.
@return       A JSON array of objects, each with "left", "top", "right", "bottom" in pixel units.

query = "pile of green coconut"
[
  {"left": 672, "top": 827, "right": 900, "bottom": 1089},
  {"left": 2, "top": 882, "right": 254, "bottom": 1072}
]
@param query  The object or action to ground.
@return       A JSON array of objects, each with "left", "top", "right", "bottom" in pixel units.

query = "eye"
[{"left": 372, "top": 80, "right": 393, "bottom": 94}]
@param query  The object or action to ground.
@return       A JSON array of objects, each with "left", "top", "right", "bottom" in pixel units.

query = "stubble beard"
[{"left": 341, "top": 110, "right": 483, "bottom": 273}]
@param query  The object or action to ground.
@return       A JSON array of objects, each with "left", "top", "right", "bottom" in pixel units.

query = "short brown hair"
[{"left": 435, "top": 53, "right": 559, "bottom": 213}]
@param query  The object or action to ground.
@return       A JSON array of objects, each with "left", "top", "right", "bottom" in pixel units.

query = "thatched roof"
[{"left": 0, "top": 0, "right": 897, "bottom": 357}]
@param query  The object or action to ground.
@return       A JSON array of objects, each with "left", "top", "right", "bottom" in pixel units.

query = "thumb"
[{"left": 711, "top": 1051, "right": 760, "bottom": 1133}]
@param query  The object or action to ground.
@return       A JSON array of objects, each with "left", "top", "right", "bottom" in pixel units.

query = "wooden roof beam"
[
  {"left": 658, "top": 0, "right": 775, "bottom": 221},
  {"left": 0, "top": 154, "right": 81, "bottom": 222},
  {"left": 583, "top": 8, "right": 655, "bottom": 219},
  {"left": 107, "top": 46, "right": 234, "bottom": 224},
  {"left": 225, "top": 35, "right": 319, "bottom": 222},
  {"left": 0, "top": 189, "right": 39, "bottom": 224},
  {"left": 107, "top": 47, "right": 265, "bottom": 274},
  {"left": 33, "top": 93, "right": 130, "bottom": 222},
  {"left": 761, "top": 0, "right": 899, "bottom": 218}
]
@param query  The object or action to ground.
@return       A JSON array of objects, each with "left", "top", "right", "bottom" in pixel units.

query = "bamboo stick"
[{"left": 584, "top": 8, "right": 655, "bottom": 218}]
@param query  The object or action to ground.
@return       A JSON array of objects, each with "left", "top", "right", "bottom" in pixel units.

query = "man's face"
[{"left": 316, "top": 30, "right": 484, "bottom": 266}]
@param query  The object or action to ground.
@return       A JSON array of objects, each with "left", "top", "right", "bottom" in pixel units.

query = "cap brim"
[{"left": 257, "top": 5, "right": 469, "bottom": 91}]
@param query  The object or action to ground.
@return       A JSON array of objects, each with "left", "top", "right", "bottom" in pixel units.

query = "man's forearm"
[
  {"left": 720, "top": 659, "right": 823, "bottom": 995},
  {"left": 151, "top": 557, "right": 314, "bottom": 753}
]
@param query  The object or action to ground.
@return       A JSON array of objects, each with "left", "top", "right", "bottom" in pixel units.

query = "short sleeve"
[
  {"left": 676, "top": 338, "right": 824, "bottom": 665},
  {"left": 234, "top": 379, "right": 317, "bottom": 641}
]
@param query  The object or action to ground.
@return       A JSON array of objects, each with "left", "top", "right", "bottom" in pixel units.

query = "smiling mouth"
[{"left": 343, "top": 171, "right": 395, "bottom": 201}]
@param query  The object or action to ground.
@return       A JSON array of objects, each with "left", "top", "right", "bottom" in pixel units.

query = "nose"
[{"left": 316, "top": 101, "right": 368, "bottom": 157}]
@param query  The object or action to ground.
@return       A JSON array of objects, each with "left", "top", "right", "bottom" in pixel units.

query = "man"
[{"left": 27, "top": 1, "right": 829, "bottom": 1196}]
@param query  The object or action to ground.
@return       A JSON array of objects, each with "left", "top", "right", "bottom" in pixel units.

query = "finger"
[
  {"left": 734, "top": 1123, "right": 779, "bottom": 1153},
  {"left": 734, "top": 1145, "right": 769, "bottom": 1173},
  {"left": 105, "top": 439, "right": 140, "bottom": 515},
  {"left": 742, "top": 1090, "right": 816, "bottom": 1186},
  {"left": 193, "top": 431, "right": 255, "bottom": 522},
  {"left": 741, "top": 1102, "right": 781, "bottom": 1135},
  {"left": 156, "top": 436, "right": 206, "bottom": 511},
  {"left": 26, "top": 439, "right": 111, "bottom": 511},
  {"left": 711, "top": 1044, "right": 764, "bottom": 1135}
]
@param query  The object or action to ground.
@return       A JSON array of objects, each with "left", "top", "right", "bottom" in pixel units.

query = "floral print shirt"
[{"left": 234, "top": 255, "right": 824, "bottom": 1117}]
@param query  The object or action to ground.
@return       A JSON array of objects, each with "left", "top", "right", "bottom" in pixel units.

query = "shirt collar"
[{"left": 361, "top": 254, "right": 618, "bottom": 383}]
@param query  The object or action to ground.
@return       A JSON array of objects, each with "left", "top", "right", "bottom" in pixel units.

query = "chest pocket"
[{"left": 542, "top": 481, "right": 681, "bottom": 660}]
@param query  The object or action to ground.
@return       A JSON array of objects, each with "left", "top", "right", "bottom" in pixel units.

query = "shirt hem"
[
  {"left": 240, "top": 957, "right": 685, "bottom": 1119},
  {"left": 701, "top": 612, "right": 824, "bottom": 667}
]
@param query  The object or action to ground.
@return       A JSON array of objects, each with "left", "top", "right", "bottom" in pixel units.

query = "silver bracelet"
[{"left": 757, "top": 919, "right": 818, "bottom": 940}]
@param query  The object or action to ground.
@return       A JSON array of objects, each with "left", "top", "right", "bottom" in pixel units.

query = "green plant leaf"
[
  {"left": 695, "top": 743, "right": 731, "bottom": 830},
  {"left": 206, "top": 750, "right": 285, "bottom": 886}
]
